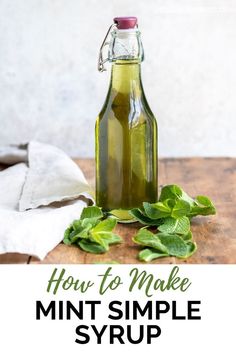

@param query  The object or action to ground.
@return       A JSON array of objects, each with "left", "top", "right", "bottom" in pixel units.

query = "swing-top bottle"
[{"left": 96, "top": 17, "right": 158, "bottom": 218}]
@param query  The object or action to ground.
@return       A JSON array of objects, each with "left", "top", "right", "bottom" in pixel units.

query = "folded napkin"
[{"left": 0, "top": 141, "right": 94, "bottom": 260}]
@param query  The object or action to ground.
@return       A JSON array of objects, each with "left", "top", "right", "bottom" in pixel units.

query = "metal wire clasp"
[{"left": 98, "top": 23, "right": 116, "bottom": 72}]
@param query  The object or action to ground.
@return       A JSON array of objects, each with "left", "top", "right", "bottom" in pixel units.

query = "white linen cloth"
[{"left": 0, "top": 141, "right": 94, "bottom": 260}]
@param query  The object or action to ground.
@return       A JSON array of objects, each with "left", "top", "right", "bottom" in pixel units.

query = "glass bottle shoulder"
[{"left": 97, "top": 87, "right": 157, "bottom": 126}]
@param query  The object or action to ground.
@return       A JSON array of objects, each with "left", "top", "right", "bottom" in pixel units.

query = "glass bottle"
[{"left": 96, "top": 17, "right": 158, "bottom": 216}]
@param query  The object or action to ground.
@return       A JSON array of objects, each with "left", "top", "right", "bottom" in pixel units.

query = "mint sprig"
[
  {"left": 63, "top": 184, "right": 216, "bottom": 261},
  {"left": 63, "top": 206, "right": 122, "bottom": 254},
  {"left": 130, "top": 184, "right": 216, "bottom": 262}
]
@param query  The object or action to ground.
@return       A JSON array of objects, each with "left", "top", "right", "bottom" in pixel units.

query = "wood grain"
[
  {"left": 0, "top": 253, "right": 29, "bottom": 264},
  {"left": 28, "top": 157, "right": 236, "bottom": 264}
]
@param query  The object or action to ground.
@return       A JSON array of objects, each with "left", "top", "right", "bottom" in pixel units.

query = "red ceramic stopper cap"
[{"left": 113, "top": 17, "right": 137, "bottom": 29}]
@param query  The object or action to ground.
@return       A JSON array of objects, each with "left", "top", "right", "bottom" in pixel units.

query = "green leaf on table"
[
  {"left": 71, "top": 218, "right": 98, "bottom": 236},
  {"left": 139, "top": 248, "right": 169, "bottom": 262},
  {"left": 89, "top": 234, "right": 109, "bottom": 250},
  {"left": 195, "top": 195, "right": 215, "bottom": 207},
  {"left": 70, "top": 224, "right": 92, "bottom": 243},
  {"left": 78, "top": 239, "right": 106, "bottom": 254},
  {"left": 133, "top": 228, "right": 168, "bottom": 253},
  {"left": 159, "top": 184, "right": 195, "bottom": 206},
  {"left": 90, "top": 219, "right": 120, "bottom": 250},
  {"left": 157, "top": 233, "right": 188, "bottom": 257},
  {"left": 159, "top": 184, "right": 182, "bottom": 202},
  {"left": 72, "top": 219, "right": 82, "bottom": 231},
  {"left": 180, "top": 230, "right": 193, "bottom": 241},
  {"left": 158, "top": 216, "right": 190, "bottom": 235},
  {"left": 81, "top": 217, "right": 100, "bottom": 228},
  {"left": 90, "top": 232, "right": 121, "bottom": 250},
  {"left": 63, "top": 206, "right": 122, "bottom": 253},
  {"left": 108, "top": 209, "right": 136, "bottom": 223},
  {"left": 80, "top": 206, "right": 103, "bottom": 220},
  {"left": 91, "top": 218, "right": 117, "bottom": 232},
  {"left": 63, "top": 184, "right": 216, "bottom": 260},
  {"left": 178, "top": 241, "right": 197, "bottom": 258},
  {"left": 63, "top": 226, "right": 73, "bottom": 245},
  {"left": 143, "top": 200, "right": 172, "bottom": 219},
  {"left": 129, "top": 208, "right": 163, "bottom": 226},
  {"left": 189, "top": 195, "right": 216, "bottom": 217},
  {"left": 105, "top": 233, "right": 123, "bottom": 245},
  {"left": 181, "top": 190, "right": 195, "bottom": 206},
  {"left": 171, "top": 199, "right": 191, "bottom": 218},
  {"left": 64, "top": 227, "right": 86, "bottom": 244},
  {"left": 186, "top": 241, "right": 197, "bottom": 256}
]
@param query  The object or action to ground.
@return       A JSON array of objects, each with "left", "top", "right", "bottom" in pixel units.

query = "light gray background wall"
[{"left": 0, "top": 0, "right": 235, "bottom": 157}]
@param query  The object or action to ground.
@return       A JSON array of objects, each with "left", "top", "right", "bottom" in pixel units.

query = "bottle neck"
[
  {"left": 106, "top": 28, "right": 144, "bottom": 95},
  {"left": 110, "top": 60, "right": 142, "bottom": 95}
]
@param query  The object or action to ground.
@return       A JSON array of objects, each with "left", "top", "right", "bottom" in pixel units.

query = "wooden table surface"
[{"left": 0, "top": 157, "right": 235, "bottom": 264}]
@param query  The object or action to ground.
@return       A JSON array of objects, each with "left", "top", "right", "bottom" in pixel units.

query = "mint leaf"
[
  {"left": 72, "top": 217, "right": 99, "bottom": 233},
  {"left": 80, "top": 206, "right": 103, "bottom": 220},
  {"left": 139, "top": 248, "right": 169, "bottom": 262},
  {"left": 181, "top": 190, "right": 195, "bottom": 206},
  {"left": 171, "top": 199, "right": 191, "bottom": 218},
  {"left": 108, "top": 209, "right": 136, "bottom": 223},
  {"left": 89, "top": 234, "right": 109, "bottom": 250},
  {"left": 178, "top": 241, "right": 197, "bottom": 258},
  {"left": 195, "top": 195, "right": 214, "bottom": 207},
  {"left": 81, "top": 217, "right": 100, "bottom": 228},
  {"left": 90, "top": 221, "right": 116, "bottom": 249},
  {"left": 134, "top": 228, "right": 193, "bottom": 260},
  {"left": 129, "top": 208, "right": 163, "bottom": 226},
  {"left": 133, "top": 228, "right": 168, "bottom": 253},
  {"left": 63, "top": 227, "right": 72, "bottom": 245},
  {"left": 70, "top": 224, "right": 92, "bottom": 243},
  {"left": 143, "top": 200, "right": 172, "bottom": 219},
  {"left": 180, "top": 230, "right": 193, "bottom": 241},
  {"left": 63, "top": 206, "right": 122, "bottom": 253},
  {"left": 157, "top": 233, "right": 188, "bottom": 257},
  {"left": 72, "top": 219, "right": 82, "bottom": 231},
  {"left": 158, "top": 216, "right": 190, "bottom": 235},
  {"left": 91, "top": 218, "right": 117, "bottom": 233},
  {"left": 105, "top": 233, "right": 123, "bottom": 245},
  {"left": 159, "top": 184, "right": 182, "bottom": 202},
  {"left": 89, "top": 231, "right": 121, "bottom": 250},
  {"left": 78, "top": 239, "right": 106, "bottom": 254},
  {"left": 159, "top": 184, "right": 195, "bottom": 207},
  {"left": 190, "top": 195, "right": 216, "bottom": 217},
  {"left": 90, "top": 219, "right": 120, "bottom": 250}
]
